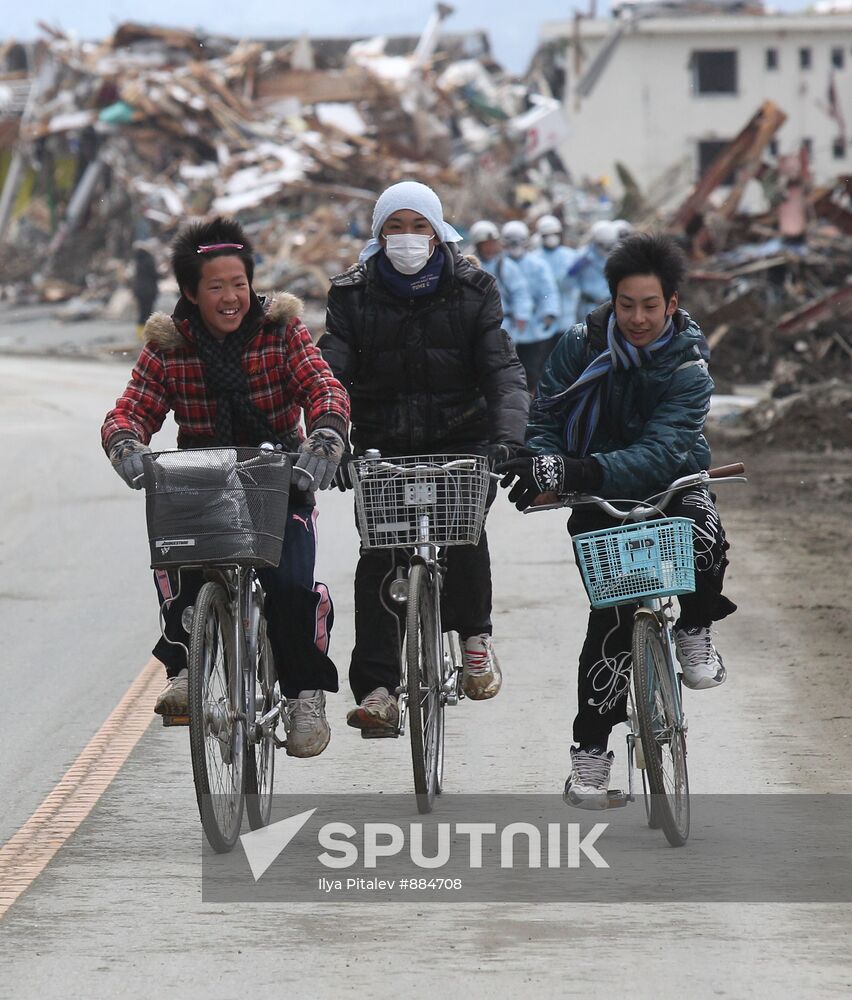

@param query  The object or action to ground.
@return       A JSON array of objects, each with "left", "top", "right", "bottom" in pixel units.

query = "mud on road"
[{"left": 711, "top": 437, "right": 852, "bottom": 791}]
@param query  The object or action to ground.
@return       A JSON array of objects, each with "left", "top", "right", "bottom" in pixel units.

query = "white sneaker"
[
  {"left": 461, "top": 634, "right": 502, "bottom": 700},
  {"left": 675, "top": 626, "right": 727, "bottom": 690},
  {"left": 154, "top": 669, "right": 188, "bottom": 715},
  {"left": 346, "top": 687, "right": 399, "bottom": 738},
  {"left": 284, "top": 690, "right": 331, "bottom": 758},
  {"left": 563, "top": 746, "right": 614, "bottom": 810}
]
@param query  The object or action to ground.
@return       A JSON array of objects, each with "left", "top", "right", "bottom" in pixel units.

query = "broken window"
[
  {"left": 799, "top": 48, "right": 812, "bottom": 70},
  {"left": 697, "top": 139, "right": 736, "bottom": 183},
  {"left": 832, "top": 47, "right": 845, "bottom": 70},
  {"left": 765, "top": 48, "right": 778, "bottom": 71},
  {"left": 692, "top": 50, "right": 738, "bottom": 94},
  {"left": 833, "top": 137, "right": 847, "bottom": 159}
]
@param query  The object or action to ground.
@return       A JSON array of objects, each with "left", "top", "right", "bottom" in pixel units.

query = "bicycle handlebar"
[{"left": 523, "top": 463, "right": 747, "bottom": 521}]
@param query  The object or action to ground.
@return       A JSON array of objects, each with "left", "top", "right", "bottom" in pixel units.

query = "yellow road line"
[{"left": 0, "top": 657, "right": 164, "bottom": 920}]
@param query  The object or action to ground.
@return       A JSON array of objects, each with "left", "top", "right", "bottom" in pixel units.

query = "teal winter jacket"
[{"left": 525, "top": 303, "right": 713, "bottom": 499}]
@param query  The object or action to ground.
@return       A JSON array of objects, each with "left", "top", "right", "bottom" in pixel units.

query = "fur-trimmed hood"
[{"left": 142, "top": 292, "right": 304, "bottom": 350}]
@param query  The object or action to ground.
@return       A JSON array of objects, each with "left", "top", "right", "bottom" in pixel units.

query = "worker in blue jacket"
[
  {"left": 470, "top": 220, "right": 533, "bottom": 355},
  {"left": 501, "top": 219, "right": 559, "bottom": 393},
  {"left": 570, "top": 219, "right": 619, "bottom": 322},
  {"left": 532, "top": 214, "right": 580, "bottom": 337}
]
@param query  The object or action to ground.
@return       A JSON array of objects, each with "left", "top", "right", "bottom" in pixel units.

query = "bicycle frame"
[
  {"left": 396, "top": 516, "right": 452, "bottom": 737},
  {"left": 620, "top": 597, "right": 684, "bottom": 808},
  {"left": 156, "top": 564, "right": 283, "bottom": 745}
]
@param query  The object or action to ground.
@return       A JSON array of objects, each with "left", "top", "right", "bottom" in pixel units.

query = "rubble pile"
[
  {"left": 1, "top": 18, "right": 850, "bottom": 448},
  {"left": 683, "top": 229, "right": 852, "bottom": 391},
  {"left": 663, "top": 106, "right": 852, "bottom": 448},
  {"left": 0, "top": 15, "right": 553, "bottom": 303}
]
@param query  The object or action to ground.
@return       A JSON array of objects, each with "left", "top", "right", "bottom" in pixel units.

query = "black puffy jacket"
[{"left": 319, "top": 245, "right": 529, "bottom": 454}]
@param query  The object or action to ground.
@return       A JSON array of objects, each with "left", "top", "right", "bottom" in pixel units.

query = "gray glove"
[
  {"left": 108, "top": 436, "right": 151, "bottom": 489},
  {"left": 293, "top": 428, "right": 345, "bottom": 492}
]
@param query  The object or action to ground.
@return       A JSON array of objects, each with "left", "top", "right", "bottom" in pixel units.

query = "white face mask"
[
  {"left": 384, "top": 233, "right": 434, "bottom": 275},
  {"left": 542, "top": 234, "right": 561, "bottom": 249}
]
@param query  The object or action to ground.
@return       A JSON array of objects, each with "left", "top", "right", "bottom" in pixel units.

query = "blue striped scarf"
[{"left": 535, "top": 314, "right": 674, "bottom": 456}]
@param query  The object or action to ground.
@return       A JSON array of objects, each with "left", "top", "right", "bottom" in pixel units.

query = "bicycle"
[
  {"left": 349, "top": 452, "right": 493, "bottom": 814},
  {"left": 142, "top": 445, "right": 295, "bottom": 852},
  {"left": 526, "top": 462, "right": 746, "bottom": 847}
]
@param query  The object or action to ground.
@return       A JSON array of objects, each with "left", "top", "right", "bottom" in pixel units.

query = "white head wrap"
[{"left": 359, "top": 181, "right": 462, "bottom": 263}]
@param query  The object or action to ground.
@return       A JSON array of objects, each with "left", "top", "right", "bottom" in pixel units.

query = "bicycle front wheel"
[
  {"left": 632, "top": 613, "right": 690, "bottom": 847},
  {"left": 245, "top": 620, "right": 277, "bottom": 830},
  {"left": 188, "top": 581, "right": 245, "bottom": 853},
  {"left": 405, "top": 563, "right": 445, "bottom": 814}
]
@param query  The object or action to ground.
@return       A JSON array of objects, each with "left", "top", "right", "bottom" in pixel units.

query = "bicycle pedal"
[
  {"left": 360, "top": 728, "right": 399, "bottom": 740},
  {"left": 161, "top": 714, "right": 189, "bottom": 727},
  {"left": 605, "top": 790, "right": 630, "bottom": 808}
]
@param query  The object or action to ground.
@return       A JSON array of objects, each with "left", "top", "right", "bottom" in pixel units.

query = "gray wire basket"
[
  {"left": 350, "top": 454, "right": 490, "bottom": 550},
  {"left": 143, "top": 447, "right": 291, "bottom": 568}
]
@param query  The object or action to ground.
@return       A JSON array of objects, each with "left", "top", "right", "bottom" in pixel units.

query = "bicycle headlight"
[{"left": 389, "top": 579, "right": 409, "bottom": 604}]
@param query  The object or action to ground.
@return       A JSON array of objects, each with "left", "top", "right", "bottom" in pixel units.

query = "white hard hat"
[
  {"left": 469, "top": 219, "right": 500, "bottom": 244},
  {"left": 501, "top": 220, "right": 530, "bottom": 245},
  {"left": 590, "top": 219, "right": 618, "bottom": 250},
  {"left": 535, "top": 214, "right": 563, "bottom": 236}
]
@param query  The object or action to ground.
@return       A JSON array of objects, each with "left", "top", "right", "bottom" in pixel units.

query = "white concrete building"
[{"left": 537, "top": 10, "right": 852, "bottom": 192}]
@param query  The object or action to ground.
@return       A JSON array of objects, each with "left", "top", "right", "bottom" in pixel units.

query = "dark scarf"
[
  {"left": 375, "top": 247, "right": 445, "bottom": 298},
  {"left": 189, "top": 301, "right": 277, "bottom": 447}
]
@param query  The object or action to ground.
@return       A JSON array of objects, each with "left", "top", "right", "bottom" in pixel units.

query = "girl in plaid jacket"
[{"left": 101, "top": 217, "right": 350, "bottom": 758}]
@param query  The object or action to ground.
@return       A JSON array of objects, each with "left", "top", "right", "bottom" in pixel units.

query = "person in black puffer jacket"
[{"left": 319, "top": 180, "right": 529, "bottom": 735}]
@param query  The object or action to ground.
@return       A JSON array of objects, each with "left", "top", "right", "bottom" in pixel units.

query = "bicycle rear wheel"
[
  {"left": 188, "top": 581, "right": 245, "bottom": 853},
  {"left": 245, "top": 620, "right": 277, "bottom": 830},
  {"left": 632, "top": 613, "right": 690, "bottom": 846},
  {"left": 405, "top": 563, "right": 445, "bottom": 814}
]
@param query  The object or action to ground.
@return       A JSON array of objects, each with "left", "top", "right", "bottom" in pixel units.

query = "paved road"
[{"left": 0, "top": 355, "right": 850, "bottom": 998}]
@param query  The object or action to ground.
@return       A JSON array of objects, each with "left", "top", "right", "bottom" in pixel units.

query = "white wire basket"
[{"left": 350, "top": 454, "right": 490, "bottom": 550}]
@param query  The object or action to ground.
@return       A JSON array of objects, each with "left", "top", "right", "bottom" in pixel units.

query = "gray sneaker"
[
  {"left": 675, "top": 626, "right": 727, "bottom": 690},
  {"left": 563, "top": 746, "right": 614, "bottom": 810},
  {"left": 346, "top": 687, "right": 399, "bottom": 738},
  {"left": 154, "top": 669, "right": 188, "bottom": 716},
  {"left": 461, "top": 634, "right": 502, "bottom": 700},
  {"left": 285, "top": 690, "right": 331, "bottom": 758}
]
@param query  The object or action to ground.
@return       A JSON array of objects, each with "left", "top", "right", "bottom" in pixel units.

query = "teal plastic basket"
[{"left": 573, "top": 517, "right": 696, "bottom": 609}]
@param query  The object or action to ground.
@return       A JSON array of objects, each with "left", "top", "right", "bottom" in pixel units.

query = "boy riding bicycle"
[
  {"left": 101, "top": 217, "right": 350, "bottom": 758},
  {"left": 319, "top": 181, "right": 528, "bottom": 736},
  {"left": 497, "top": 232, "right": 736, "bottom": 807}
]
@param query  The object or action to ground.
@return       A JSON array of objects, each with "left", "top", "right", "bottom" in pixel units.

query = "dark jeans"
[
  {"left": 153, "top": 505, "right": 339, "bottom": 698},
  {"left": 349, "top": 525, "right": 494, "bottom": 703},
  {"left": 515, "top": 334, "right": 560, "bottom": 394},
  {"left": 568, "top": 488, "right": 736, "bottom": 749}
]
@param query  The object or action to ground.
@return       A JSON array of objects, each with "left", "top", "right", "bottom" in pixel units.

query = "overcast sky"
[{"left": 5, "top": 0, "right": 809, "bottom": 74}]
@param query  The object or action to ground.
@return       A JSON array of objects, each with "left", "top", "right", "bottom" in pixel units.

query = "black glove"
[
  {"left": 485, "top": 443, "right": 515, "bottom": 471},
  {"left": 293, "top": 428, "right": 345, "bottom": 492},
  {"left": 108, "top": 436, "right": 151, "bottom": 490},
  {"left": 495, "top": 452, "right": 603, "bottom": 510}
]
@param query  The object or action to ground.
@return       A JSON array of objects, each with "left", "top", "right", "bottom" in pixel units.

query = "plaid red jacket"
[{"left": 101, "top": 293, "right": 349, "bottom": 452}]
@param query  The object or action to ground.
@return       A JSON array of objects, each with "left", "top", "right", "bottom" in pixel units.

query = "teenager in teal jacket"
[{"left": 498, "top": 233, "right": 736, "bottom": 810}]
